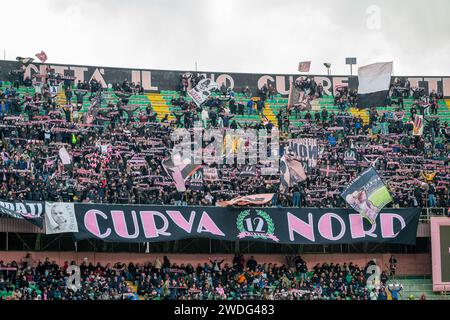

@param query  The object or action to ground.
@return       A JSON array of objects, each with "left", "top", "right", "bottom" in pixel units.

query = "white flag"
[{"left": 59, "top": 147, "right": 72, "bottom": 165}]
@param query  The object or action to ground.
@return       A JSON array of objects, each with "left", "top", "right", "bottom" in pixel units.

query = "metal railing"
[{"left": 419, "top": 208, "right": 448, "bottom": 223}]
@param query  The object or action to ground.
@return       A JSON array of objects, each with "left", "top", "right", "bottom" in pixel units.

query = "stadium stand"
[{"left": 0, "top": 62, "right": 448, "bottom": 300}]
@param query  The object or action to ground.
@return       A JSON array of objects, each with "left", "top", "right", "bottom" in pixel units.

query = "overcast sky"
[{"left": 3, "top": 0, "right": 449, "bottom": 75}]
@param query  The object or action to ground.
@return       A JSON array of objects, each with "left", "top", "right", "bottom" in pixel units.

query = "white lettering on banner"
[
  {"left": 318, "top": 213, "right": 346, "bottom": 241},
  {"left": 424, "top": 78, "right": 440, "bottom": 93},
  {"left": 407, "top": 77, "right": 422, "bottom": 89},
  {"left": 111, "top": 210, "right": 140, "bottom": 239},
  {"left": 51, "top": 65, "right": 69, "bottom": 76},
  {"left": 89, "top": 68, "right": 107, "bottom": 88},
  {"left": 15, "top": 203, "right": 26, "bottom": 215},
  {"left": 141, "top": 71, "right": 158, "bottom": 91},
  {"left": 66, "top": 265, "right": 81, "bottom": 292},
  {"left": 380, "top": 214, "right": 406, "bottom": 238},
  {"left": 257, "top": 75, "right": 275, "bottom": 90},
  {"left": 70, "top": 66, "right": 88, "bottom": 83},
  {"left": 366, "top": 264, "right": 381, "bottom": 290},
  {"left": 131, "top": 70, "right": 141, "bottom": 86},
  {"left": 276, "top": 76, "right": 293, "bottom": 95},
  {"left": 349, "top": 214, "right": 377, "bottom": 239},
  {"left": 84, "top": 210, "right": 112, "bottom": 239},
  {"left": 197, "top": 211, "right": 225, "bottom": 236},
  {"left": 216, "top": 74, "right": 234, "bottom": 90},
  {"left": 140, "top": 211, "right": 171, "bottom": 238},
  {"left": 83, "top": 209, "right": 227, "bottom": 239},
  {"left": 443, "top": 77, "right": 450, "bottom": 97},
  {"left": 0, "top": 201, "right": 42, "bottom": 217},
  {"left": 314, "top": 76, "right": 332, "bottom": 96},
  {"left": 287, "top": 212, "right": 315, "bottom": 242},
  {"left": 10, "top": 61, "right": 450, "bottom": 97},
  {"left": 166, "top": 210, "right": 196, "bottom": 233},
  {"left": 332, "top": 77, "right": 349, "bottom": 94}
]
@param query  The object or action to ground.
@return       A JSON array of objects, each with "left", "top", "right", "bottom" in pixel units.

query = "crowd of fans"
[
  {"left": 0, "top": 254, "right": 406, "bottom": 300},
  {"left": 0, "top": 70, "right": 448, "bottom": 209}
]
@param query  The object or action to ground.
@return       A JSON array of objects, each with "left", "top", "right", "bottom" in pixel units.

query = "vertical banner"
[
  {"left": 59, "top": 147, "right": 72, "bottom": 165},
  {"left": 188, "top": 168, "right": 204, "bottom": 191},
  {"left": 288, "top": 138, "right": 318, "bottom": 168},
  {"left": 203, "top": 168, "right": 219, "bottom": 181},
  {"left": 341, "top": 168, "right": 393, "bottom": 224},
  {"left": 280, "top": 153, "right": 307, "bottom": 193},
  {"left": 413, "top": 115, "right": 424, "bottom": 136},
  {"left": 287, "top": 81, "right": 306, "bottom": 109},
  {"left": 343, "top": 149, "right": 358, "bottom": 167}
]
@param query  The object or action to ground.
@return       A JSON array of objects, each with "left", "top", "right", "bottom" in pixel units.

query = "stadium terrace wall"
[
  {"left": 0, "top": 252, "right": 432, "bottom": 276},
  {"left": 1, "top": 60, "right": 450, "bottom": 97}
]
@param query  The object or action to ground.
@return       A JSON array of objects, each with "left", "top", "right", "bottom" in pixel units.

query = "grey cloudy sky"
[{"left": 3, "top": 0, "right": 449, "bottom": 75}]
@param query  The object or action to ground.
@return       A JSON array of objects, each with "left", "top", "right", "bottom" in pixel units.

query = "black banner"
[
  {"left": 0, "top": 200, "right": 44, "bottom": 228},
  {"left": 2, "top": 60, "right": 449, "bottom": 97},
  {"left": 72, "top": 205, "right": 420, "bottom": 245}
]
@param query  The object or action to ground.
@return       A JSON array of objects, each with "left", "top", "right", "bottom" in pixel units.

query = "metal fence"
[{"left": 419, "top": 208, "right": 448, "bottom": 223}]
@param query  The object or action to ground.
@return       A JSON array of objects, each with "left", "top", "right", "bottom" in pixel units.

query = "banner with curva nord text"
[{"left": 72, "top": 205, "right": 420, "bottom": 245}]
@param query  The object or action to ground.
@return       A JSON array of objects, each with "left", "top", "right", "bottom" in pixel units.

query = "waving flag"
[
  {"left": 188, "top": 78, "right": 218, "bottom": 106},
  {"left": 16, "top": 56, "right": 34, "bottom": 66},
  {"left": 162, "top": 153, "right": 201, "bottom": 192},
  {"left": 357, "top": 62, "right": 393, "bottom": 109},
  {"left": 341, "top": 167, "right": 393, "bottom": 224},
  {"left": 0, "top": 201, "right": 43, "bottom": 229},
  {"left": 298, "top": 61, "right": 311, "bottom": 72},
  {"left": 280, "top": 153, "right": 307, "bottom": 193},
  {"left": 35, "top": 51, "right": 48, "bottom": 63},
  {"left": 217, "top": 194, "right": 274, "bottom": 207}
]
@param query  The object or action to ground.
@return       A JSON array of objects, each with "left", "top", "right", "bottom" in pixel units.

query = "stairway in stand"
[
  {"left": 445, "top": 99, "right": 450, "bottom": 110},
  {"left": 56, "top": 90, "right": 67, "bottom": 107},
  {"left": 262, "top": 100, "right": 278, "bottom": 127},
  {"left": 125, "top": 281, "right": 144, "bottom": 300},
  {"left": 146, "top": 92, "right": 173, "bottom": 122},
  {"left": 349, "top": 107, "right": 369, "bottom": 125}
]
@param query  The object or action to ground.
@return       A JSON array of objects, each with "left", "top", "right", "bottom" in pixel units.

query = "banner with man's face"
[
  {"left": 45, "top": 202, "right": 78, "bottom": 234},
  {"left": 341, "top": 168, "right": 393, "bottom": 225}
]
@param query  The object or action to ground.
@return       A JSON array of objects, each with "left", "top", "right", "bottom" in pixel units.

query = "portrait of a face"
[
  {"left": 51, "top": 204, "right": 69, "bottom": 230},
  {"left": 346, "top": 190, "right": 378, "bottom": 222},
  {"left": 45, "top": 202, "right": 78, "bottom": 234}
]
